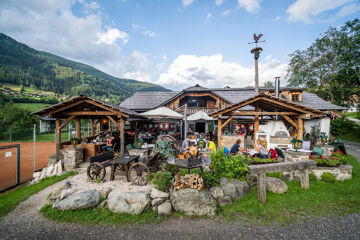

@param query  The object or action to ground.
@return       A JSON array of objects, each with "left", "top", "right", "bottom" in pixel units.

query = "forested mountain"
[{"left": 0, "top": 33, "right": 168, "bottom": 104}]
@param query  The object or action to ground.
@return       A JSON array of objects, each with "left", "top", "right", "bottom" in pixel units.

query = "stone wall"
[
  {"left": 221, "top": 135, "right": 245, "bottom": 150},
  {"left": 283, "top": 165, "right": 352, "bottom": 181},
  {"left": 322, "top": 145, "right": 334, "bottom": 159},
  {"left": 60, "top": 148, "right": 84, "bottom": 171},
  {"left": 285, "top": 150, "right": 310, "bottom": 162}
]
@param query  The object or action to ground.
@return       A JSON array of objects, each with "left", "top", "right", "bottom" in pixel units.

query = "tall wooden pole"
[
  {"left": 119, "top": 117, "right": 125, "bottom": 156},
  {"left": 217, "top": 115, "right": 222, "bottom": 148},
  {"left": 109, "top": 121, "right": 112, "bottom": 132},
  {"left": 76, "top": 119, "right": 81, "bottom": 139},
  {"left": 254, "top": 103, "right": 259, "bottom": 143},
  {"left": 55, "top": 119, "right": 61, "bottom": 160},
  {"left": 297, "top": 116, "right": 304, "bottom": 140},
  {"left": 90, "top": 119, "right": 94, "bottom": 136},
  {"left": 254, "top": 57, "right": 259, "bottom": 95}
]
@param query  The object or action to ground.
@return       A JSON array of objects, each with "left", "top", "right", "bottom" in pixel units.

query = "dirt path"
[{"left": 1, "top": 175, "right": 360, "bottom": 240}]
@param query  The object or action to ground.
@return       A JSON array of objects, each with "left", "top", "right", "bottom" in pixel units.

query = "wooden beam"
[
  {"left": 233, "top": 111, "right": 298, "bottom": 116},
  {"left": 48, "top": 100, "right": 86, "bottom": 117},
  {"left": 59, "top": 115, "right": 76, "bottom": 130},
  {"left": 61, "top": 111, "right": 117, "bottom": 116},
  {"left": 90, "top": 119, "right": 94, "bottom": 136},
  {"left": 119, "top": 117, "right": 125, "bottom": 156},
  {"left": 109, "top": 121, "right": 112, "bottom": 131},
  {"left": 76, "top": 119, "right": 81, "bottom": 139},
  {"left": 85, "top": 100, "right": 129, "bottom": 118},
  {"left": 212, "top": 97, "right": 259, "bottom": 117},
  {"left": 254, "top": 104, "right": 259, "bottom": 132},
  {"left": 258, "top": 97, "right": 320, "bottom": 116},
  {"left": 221, "top": 115, "right": 234, "bottom": 129},
  {"left": 217, "top": 115, "right": 222, "bottom": 148},
  {"left": 55, "top": 119, "right": 61, "bottom": 160},
  {"left": 297, "top": 116, "right": 304, "bottom": 140},
  {"left": 282, "top": 115, "right": 298, "bottom": 130},
  {"left": 106, "top": 115, "right": 117, "bottom": 125},
  {"left": 299, "top": 113, "right": 311, "bottom": 119}
]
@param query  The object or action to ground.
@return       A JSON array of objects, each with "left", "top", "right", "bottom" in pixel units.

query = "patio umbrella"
[
  {"left": 187, "top": 110, "right": 214, "bottom": 121},
  {"left": 140, "top": 107, "right": 183, "bottom": 119}
]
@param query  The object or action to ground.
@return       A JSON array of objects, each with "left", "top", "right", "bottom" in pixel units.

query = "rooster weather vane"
[{"left": 249, "top": 33, "right": 265, "bottom": 58}]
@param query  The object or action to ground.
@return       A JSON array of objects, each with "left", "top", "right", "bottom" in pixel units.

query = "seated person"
[
  {"left": 254, "top": 139, "right": 268, "bottom": 159},
  {"left": 181, "top": 136, "right": 191, "bottom": 153},
  {"left": 138, "top": 130, "right": 146, "bottom": 140},
  {"left": 101, "top": 135, "right": 116, "bottom": 151},
  {"left": 95, "top": 132, "right": 105, "bottom": 143},
  {"left": 206, "top": 139, "right": 216, "bottom": 152},
  {"left": 230, "top": 139, "right": 241, "bottom": 155}
]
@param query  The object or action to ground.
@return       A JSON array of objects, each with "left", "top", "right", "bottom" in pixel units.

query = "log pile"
[{"left": 173, "top": 172, "right": 204, "bottom": 191}]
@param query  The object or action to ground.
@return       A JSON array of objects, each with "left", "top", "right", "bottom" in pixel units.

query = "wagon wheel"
[
  {"left": 127, "top": 162, "right": 151, "bottom": 186},
  {"left": 87, "top": 163, "right": 106, "bottom": 181}
]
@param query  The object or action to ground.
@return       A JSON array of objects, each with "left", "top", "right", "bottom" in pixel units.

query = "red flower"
[
  {"left": 309, "top": 155, "right": 313, "bottom": 158},
  {"left": 321, "top": 156, "right": 325, "bottom": 159},
  {"left": 338, "top": 150, "right": 342, "bottom": 154}
]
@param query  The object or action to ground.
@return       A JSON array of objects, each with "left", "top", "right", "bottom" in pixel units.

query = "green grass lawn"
[
  {"left": 0, "top": 172, "right": 77, "bottom": 219},
  {"left": 40, "top": 155, "right": 360, "bottom": 226},
  {"left": 0, "top": 82, "right": 54, "bottom": 95},
  {"left": 340, "top": 132, "right": 360, "bottom": 143},
  {"left": 0, "top": 131, "right": 70, "bottom": 143},
  {"left": 345, "top": 112, "right": 360, "bottom": 120},
  {"left": 14, "top": 103, "right": 50, "bottom": 112}
]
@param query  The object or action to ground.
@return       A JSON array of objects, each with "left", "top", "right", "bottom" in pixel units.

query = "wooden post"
[
  {"left": 133, "top": 121, "right": 138, "bottom": 141},
  {"left": 119, "top": 117, "right": 125, "bottom": 156},
  {"left": 76, "top": 119, "right": 81, "bottom": 139},
  {"left": 301, "top": 169, "right": 309, "bottom": 189},
  {"left": 109, "top": 120, "right": 112, "bottom": 132},
  {"left": 257, "top": 172, "right": 266, "bottom": 203},
  {"left": 55, "top": 119, "right": 61, "bottom": 160},
  {"left": 254, "top": 103, "right": 259, "bottom": 143},
  {"left": 297, "top": 116, "right": 303, "bottom": 140},
  {"left": 217, "top": 115, "right": 222, "bottom": 148},
  {"left": 99, "top": 119, "right": 104, "bottom": 131},
  {"left": 90, "top": 119, "right": 94, "bottom": 136}
]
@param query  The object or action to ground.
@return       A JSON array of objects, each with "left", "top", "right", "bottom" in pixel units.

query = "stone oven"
[{"left": 256, "top": 120, "right": 292, "bottom": 149}]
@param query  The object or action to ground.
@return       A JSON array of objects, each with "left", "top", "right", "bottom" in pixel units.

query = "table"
[{"left": 109, "top": 155, "right": 140, "bottom": 181}]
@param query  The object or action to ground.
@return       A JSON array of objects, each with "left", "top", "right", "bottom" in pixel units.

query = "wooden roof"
[
  {"left": 32, "top": 94, "right": 144, "bottom": 119},
  {"left": 211, "top": 93, "right": 323, "bottom": 118}
]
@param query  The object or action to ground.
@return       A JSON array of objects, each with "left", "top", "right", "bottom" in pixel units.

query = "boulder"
[
  {"left": 53, "top": 190, "right": 101, "bottom": 211},
  {"left": 217, "top": 196, "right": 232, "bottom": 207},
  {"left": 40, "top": 167, "right": 47, "bottom": 179},
  {"left": 33, "top": 171, "right": 41, "bottom": 179},
  {"left": 60, "top": 188, "right": 77, "bottom": 200},
  {"left": 209, "top": 186, "right": 224, "bottom": 200},
  {"left": 101, "top": 187, "right": 112, "bottom": 199},
  {"left": 170, "top": 188, "right": 217, "bottom": 216},
  {"left": 46, "top": 164, "right": 54, "bottom": 177},
  {"left": 107, "top": 191, "right": 150, "bottom": 215},
  {"left": 265, "top": 177, "right": 288, "bottom": 194},
  {"left": 56, "top": 161, "right": 63, "bottom": 175},
  {"left": 49, "top": 181, "right": 72, "bottom": 201},
  {"left": 151, "top": 198, "right": 165, "bottom": 207},
  {"left": 157, "top": 200, "right": 172, "bottom": 216},
  {"left": 150, "top": 188, "right": 169, "bottom": 199},
  {"left": 220, "top": 178, "right": 250, "bottom": 199}
]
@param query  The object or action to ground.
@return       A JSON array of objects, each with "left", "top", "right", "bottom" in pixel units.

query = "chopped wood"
[{"left": 173, "top": 172, "right": 204, "bottom": 191}]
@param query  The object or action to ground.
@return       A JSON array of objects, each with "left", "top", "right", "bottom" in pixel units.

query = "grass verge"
[
  {"left": 0, "top": 171, "right": 77, "bottom": 219},
  {"left": 340, "top": 133, "right": 360, "bottom": 143},
  {"left": 219, "top": 155, "right": 360, "bottom": 225},
  {"left": 345, "top": 112, "right": 360, "bottom": 120}
]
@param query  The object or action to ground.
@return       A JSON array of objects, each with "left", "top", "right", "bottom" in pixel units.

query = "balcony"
[{"left": 175, "top": 107, "right": 218, "bottom": 115}]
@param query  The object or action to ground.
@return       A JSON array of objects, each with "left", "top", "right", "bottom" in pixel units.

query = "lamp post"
[
  {"left": 291, "top": 138, "right": 303, "bottom": 152},
  {"left": 249, "top": 33, "right": 265, "bottom": 95}
]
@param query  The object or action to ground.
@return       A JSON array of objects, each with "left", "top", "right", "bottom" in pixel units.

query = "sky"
[{"left": 0, "top": 0, "right": 359, "bottom": 90}]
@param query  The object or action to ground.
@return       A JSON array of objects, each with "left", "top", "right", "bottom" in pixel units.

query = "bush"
[
  {"left": 251, "top": 157, "right": 277, "bottom": 164},
  {"left": 321, "top": 172, "right": 336, "bottom": 183},
  {"left": 330, "top": 117, "right": 358, "bottom": 136},
  {"left": 266, "top": 172, "right": 283, "bottom": 179},
  {"left": 310, "top": 150, "right": 348, "bottom": 167},
  {"left": 151, "top": 172, "right": 173, "bottom": 192},
  {"left": 309, "top": 173, "right": 317, "bottom": 181}
]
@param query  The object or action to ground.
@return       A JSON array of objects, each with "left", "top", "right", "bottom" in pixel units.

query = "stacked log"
[{"left": 173, "top": 172, "right": 204, "bottom": 191}]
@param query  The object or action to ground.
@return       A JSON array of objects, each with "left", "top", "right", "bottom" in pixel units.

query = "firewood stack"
[{"left": 173, "top": 172, "right": 204, "bottom": 191}]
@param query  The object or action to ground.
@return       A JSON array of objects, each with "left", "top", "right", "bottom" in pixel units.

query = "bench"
[
  {"left": 87, "top": 151, "right": 115, "bottom": 180},
  {"left": 247, "top": 160, "right": 316, "bottom": 203}
]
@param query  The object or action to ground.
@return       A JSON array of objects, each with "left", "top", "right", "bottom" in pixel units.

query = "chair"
[
  {"left": 126, "top": 144, "right": 133, "bottom": 153},
  {"left": 275, "top": 147, "right": 286, "bottom": 162}
]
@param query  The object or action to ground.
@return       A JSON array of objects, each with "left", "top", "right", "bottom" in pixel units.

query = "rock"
[
  {"left": 107, "top": 191, "right": 150, "bottom": 215},
  {"left": 56, "top": 161, "right": 63, "bottom": 175},
  {"left": 157, "top": 200, "right": 172, "bottom": 216},
  {"left": 151, "top": 198, "right": 165, "bottom": 207},
  {"left": 46, "top": 164, "right": 54, "bottom": 177},
  {"left": 33, "top": 171, "right": 41, "bottom": 179},
  {"left": 246, "top": 174, "right": 258, "bottom": 187},
  {"left": 53, "top": 164, "right": 58, "bottom": 176},
  {"left": 170, "top": 188, "right": 217, "bottom": 216},
  {"left": 219, "top": 177, "right": 230, "bottom": 186},
  {"left": 220, "top": 178, "right": 250, "bottom": 199},
  {"left": 152, "top": 206, "right": 158, "bottom": 212},
  {"left": 40, "top": 167, "right": 47, "bottom": 179},
  {"left": 217, "top": 196, "right": 232, "bottom": 207},
  {"left": 97, "top": 200, "right": 107, "bottom": 209},
  {"left": 101, "top": 187, "right": 112, "bottom": 199},
  {"left": 209, "top": 186, "right": 224, "bottom": 200},
  {"left": 60, "top": 188, "right": 77, "bottom": 200},
  {"left": 53, "top": 190, "right": 101, "bottom": 211},
  {"left": 150, "top": 188, "right": 169, "bottom": 199},
  {"left": 265, "top": 177, "right": 288, "bottom": 194},
  {"left": 49, "top": 181, "right": 72, "bottom": 201}
]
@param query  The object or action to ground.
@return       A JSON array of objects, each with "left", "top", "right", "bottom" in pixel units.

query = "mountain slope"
[{"left": 0, "top": 33, "right": 168, "bottom": 104}]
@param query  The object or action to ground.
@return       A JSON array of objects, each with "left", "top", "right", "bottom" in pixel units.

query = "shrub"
[
  {"left": 151, "top": 172, "right": 173, "bottom": 192},
  {"left": 266, "top": 172, "right": 283, "bottom": 179},
  {"left": 251, "top": 157, "right": 277, "bottom": 164},
  {"left": 330, "top": 117, "right": 357, "bottom": 136},
  {"left": 164, "top": 162, "right": 177, "bottom": 173},
  {"left": 309, "top": 173, "right": 317, "bottom": 181},
  {"left": 321, "top": 172, "right": 336, "bottom": 183},
  {"left": 310, "top": 150, "right": 348, "bottom": 167}
]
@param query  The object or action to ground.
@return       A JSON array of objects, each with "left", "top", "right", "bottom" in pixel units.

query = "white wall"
[{"left": 304, "top": 117, "right": 330, "bottom": 136}]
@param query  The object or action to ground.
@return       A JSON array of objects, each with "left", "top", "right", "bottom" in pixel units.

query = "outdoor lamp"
[
  {"left": 291, "top": 138, "right": 303, "bottom": 152},
  {"left": 197, "top": 139, "right": 206, "bottom": 150},
  {"left": 71, "top": 138, "right": 78, "bottom": 148},
  {"left": 320, "top": 132, "right": 328, "bottom": 144}
]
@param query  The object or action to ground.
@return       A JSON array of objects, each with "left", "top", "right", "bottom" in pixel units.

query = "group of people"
[
  {"left": 181, "top": 136, "right": 216, "bottom": 153},
  {"left": 93, "top": 131, "right": 119, "bottom": 152},
  {"left": 229, "top": 139, "right": 268, "bottom": 158}
]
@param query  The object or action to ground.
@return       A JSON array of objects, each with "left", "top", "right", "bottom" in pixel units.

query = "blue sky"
[{"left": 0, "top": 0, "right": 359, "bottom": 90}]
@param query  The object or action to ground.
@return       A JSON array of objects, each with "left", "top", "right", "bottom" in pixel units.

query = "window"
[{"left": 291, "top": 94, "right": 300, "bottom": 101}]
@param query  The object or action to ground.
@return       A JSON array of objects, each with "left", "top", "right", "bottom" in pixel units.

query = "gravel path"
[{"left": 344, "top": 141, "right": 360, "bottom": 163}]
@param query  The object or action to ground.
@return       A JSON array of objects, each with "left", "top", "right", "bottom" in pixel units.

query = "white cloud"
[
  {"left": 156, "top": 54, "right": 287, "bottom": 90},
  {"left": 205, "top": 13, "right": 212, "bottom": 23},
  {"left": 96, "top": 28, "right": 129, "bottom": 45},
  {"left": 215, "top": 0, "right": 224, "bottom": 6},
  {"left": 336, "top": 3, "right": 360, "bottom": 17},
  {"left": 221, "top": 9, "right": 231, "bottom": 16},
  {"left": 286, "top": 0, "right": 354, "bottom": 24},
  {"left": 182, "top": 0, "right": 195, "bottom": 7},
  {"left": 237, "top": 0, "right": 260, "bottom": 13},
  {"left": 132, "top": 24, "right": 159, "bottom": 38}
]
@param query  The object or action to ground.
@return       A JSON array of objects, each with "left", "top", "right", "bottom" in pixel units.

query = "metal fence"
[{"left": 0, "top": 144, "right": 20, "bottom": 192}]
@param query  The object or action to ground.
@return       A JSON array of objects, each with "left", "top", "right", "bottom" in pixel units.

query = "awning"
[
  {"left": 140, "top": 107, "right": 183, "bottom": 119},
  {"left": 187, "top": 110, "right": 214, "bottom": 121}
]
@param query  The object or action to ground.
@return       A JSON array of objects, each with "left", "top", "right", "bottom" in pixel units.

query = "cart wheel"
[
  {"left": 87, "top": 163, "right": 106, "bottom": 181},
  {"left": 128, "top": 162, "right": 150, "bottom": 186}
]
